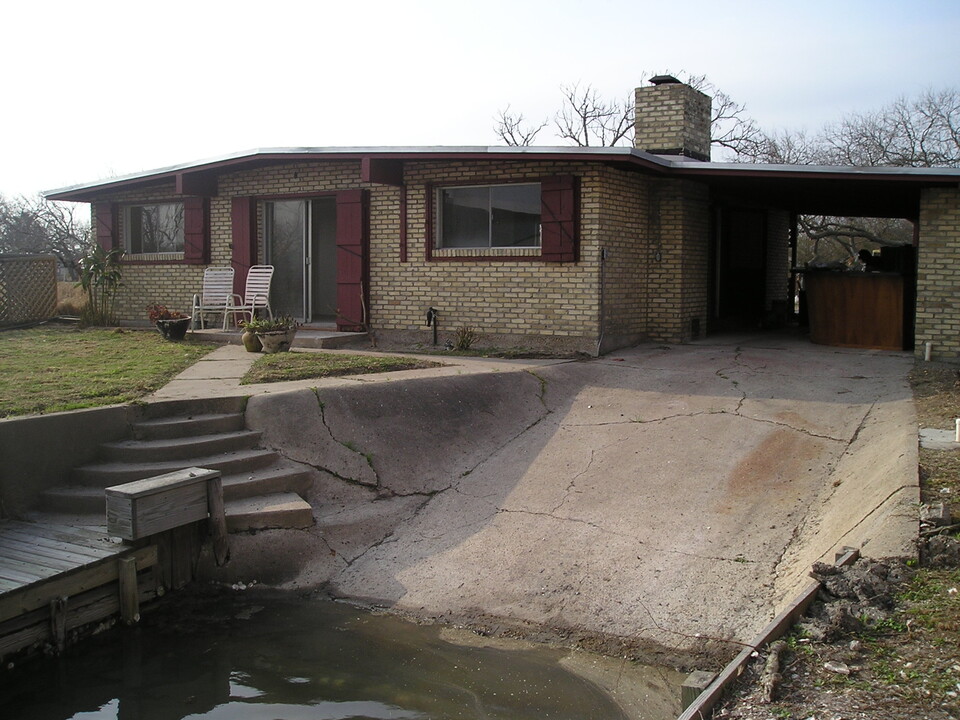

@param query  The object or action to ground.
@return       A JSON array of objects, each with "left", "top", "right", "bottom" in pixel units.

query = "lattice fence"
[{"left": 0, "top": 255, "right": 58, "bottom": 327}]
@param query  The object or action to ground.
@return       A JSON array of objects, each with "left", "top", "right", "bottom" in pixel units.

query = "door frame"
[{"left": 261, "top": 190, "right": 368, "bottom": 330}]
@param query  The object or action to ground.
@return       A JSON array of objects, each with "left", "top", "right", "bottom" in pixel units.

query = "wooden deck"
[
  {"left": 0, "top": 469, "right": 229, "bottom": 661},
  {"left": 0, "top": 520, "right": 158, "bottom": 659}
]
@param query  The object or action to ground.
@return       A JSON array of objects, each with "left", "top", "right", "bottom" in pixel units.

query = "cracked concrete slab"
[{"left": 235, "top": 335, "right": 918, "bottom": 667}]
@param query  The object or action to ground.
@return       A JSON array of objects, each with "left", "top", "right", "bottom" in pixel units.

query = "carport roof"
[{"left": 45, "top": 146, "right": 960, "bottom": 218}]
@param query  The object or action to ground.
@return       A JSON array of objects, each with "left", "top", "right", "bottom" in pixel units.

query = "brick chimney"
[{"left": 634, "top": 75, "right": 712, "bottom": 161}]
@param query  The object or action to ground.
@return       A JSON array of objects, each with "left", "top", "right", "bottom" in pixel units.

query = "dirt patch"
[{"left": 715, "top": 361, "right": 960, "bottom": 720}]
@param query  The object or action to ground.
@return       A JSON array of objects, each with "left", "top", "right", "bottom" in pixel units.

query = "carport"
[{"left": 669, "top": 160, "right": 960, "bottom": 357}]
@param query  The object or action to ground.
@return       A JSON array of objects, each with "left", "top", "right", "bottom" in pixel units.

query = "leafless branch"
[
  {"left": 0, "top": 194, "right": 92, "bottom": 278},
  {"left": 554, "top": 83, "right": 634, "bottom": 147},
  {"left": 494, "top": 105, "right": 547, "bottom": 146}
]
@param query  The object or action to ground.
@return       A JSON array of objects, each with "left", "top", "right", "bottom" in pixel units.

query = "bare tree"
[
  {"left": 553, "top": 83, "right": 634, "bottom": 147},
  {"left": 495, "top": 83, "right": 634, "bottom": 148},
  {"left": 730, "top": 87, "right": 960, "bottom": 261},
  {"left": 797, "top": 216, "right": 914, "bottom": 265},
  {"left": 494, "top": 105, "right": 548, "bottom": 146},
  {"left": 733, "top": 87, "right": 960, "bottom": 169},
  {"left": 0, "top": 194, "right": 92, "bottom": 279},
  {"left": 494, "top": 73, "right": 758, "bottom": 153},
  {"left": 685, "top": 74, "right": 764, "bottom": 159},
  {"left": 821, "top": 88, "right": 960, "bottom": 168}
]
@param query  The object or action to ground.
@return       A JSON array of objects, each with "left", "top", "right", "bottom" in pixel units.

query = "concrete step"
[
  {"left": 221, "top": 465, "right": 313, "bottom": 501},
  {"left": 99, "top": 430, "right": 262, "bottom": 463},
  {"left": 132, "top": 412, "right": 246, "bottom": 441},
  {"left": 134, "top": 397, "right": 247, "bottom": 421},
  {"left": 193, "top": 328, "right": 365, "bottom": 350},
  {"left": 72, "top": 449, "right": 281, "bottom": 487},
  {"left": 43, "top": 465, "right": 312, "bottom": 515},
  {"left": 225, "top": 493, "right": 314, "bottom": 532},
  {"left": 41, "top": 485, "right": 106, "bottom": 514},
  {"left": 49, "top": 397, "right": 316, "bottom": 536}
]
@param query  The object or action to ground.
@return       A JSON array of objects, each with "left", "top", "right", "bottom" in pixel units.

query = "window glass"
[
  {"left": 491, "top": 184, "right": 540, "bottom": 247},
  {"left": 125, "top": 203, "right": 184, "bottom": 254},
  {"left": 440, "top": 184, "right": 540, "bottom": 249}
]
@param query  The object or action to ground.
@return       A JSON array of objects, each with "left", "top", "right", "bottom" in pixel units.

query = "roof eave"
[
  {"left": 45, "top": 146, "right": 960, "bottom": 203},
  {"left": 45, "top": 146, "right": 675, "bottom": 202}
]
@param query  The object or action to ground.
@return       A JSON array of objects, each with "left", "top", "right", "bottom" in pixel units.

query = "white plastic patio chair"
[
  {"left": 227, "top": 265, "right": 275, "bottom": 327},
  {"left": 191, "top": 267, "right": 235, "bottom": 330}
]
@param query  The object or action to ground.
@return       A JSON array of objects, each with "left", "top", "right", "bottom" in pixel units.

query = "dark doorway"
[{"left": 712, "top": 208, "right": 767, "bottom": 330}]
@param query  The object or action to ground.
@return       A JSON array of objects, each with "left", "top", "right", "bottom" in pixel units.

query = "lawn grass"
[
  {"left": 0, "top": 325, "right": 214, "bottom": 418},
  {"left": 241, "top": 350, "right": 441, "bottom": 385}
]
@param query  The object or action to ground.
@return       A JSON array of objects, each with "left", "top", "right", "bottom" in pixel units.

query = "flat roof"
[{"left": 45, "top": 146, "right": 960, "bottom": 217}]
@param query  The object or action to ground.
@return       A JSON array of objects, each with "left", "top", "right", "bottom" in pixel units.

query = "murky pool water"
[{"left": 0, "top": 589, "right": 683, "bottom": 720}]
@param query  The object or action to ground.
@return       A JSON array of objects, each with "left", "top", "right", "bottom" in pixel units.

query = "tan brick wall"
[
  {"left": 92, "top": 182, "right": 210, "bottom": 325},
  {"left": 394, "top": 161, "right": 601, "bottom": 347},
  {"left": 596, "top": 167, "right": 651, "bottom": 349},
  {"left": 679, "top": 182, "right": 712, "bottom": 339},
  {"left": 91, "top": 157, "right": 710, "bottom": 351},
  {"left": 643, "top": 179, "right": 711, "bottom": 342},
  {"left": 916, "top": 187, "right": 960, "bottom": 361},
  {"left": 635, "top": 83, "right": 712, "bottom": 161}
]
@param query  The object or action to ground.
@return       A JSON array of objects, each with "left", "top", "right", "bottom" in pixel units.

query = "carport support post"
[{"left": 789, "top": 212, "right": 799, "bottom": 318}]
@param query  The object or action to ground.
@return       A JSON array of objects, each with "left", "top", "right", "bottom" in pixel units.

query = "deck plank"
[
  {"left": 0, "top": 553, "right": 64, "bottom": 582},
  {"left": 0, "top": 520, "right": 129, "bottom": 599},
  {"left": 0, "top": 545, "right": 157, "bottom": 625},
  {"left": 0, "top": 529, "right": 116, "bottom": 560},
  {"left": 0, "top": 565, "right": 46, "bottom": 585},
  {"left": 0, "top": 536, "right": 114, "bottom": 566},
  {"left": 0, "top": 531, "right": 116, "bottom": 561},
  {"left": 0, "top": 546, "right": 79, "bottom": 573},
  {"left": 2, "top": 520, "right": 107, "bottom": 541},
  {"left": 3, "top": 522, "right": 114, "bottom": 549}
]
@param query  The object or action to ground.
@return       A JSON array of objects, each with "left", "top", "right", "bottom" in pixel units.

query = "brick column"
[{"left": 915, "top": 187, "right": 960, "bottom": 361}]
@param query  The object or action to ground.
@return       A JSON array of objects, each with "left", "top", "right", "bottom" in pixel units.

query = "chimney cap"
[{"left": 649, "top": 74, "right": 682, "bottom": 86}]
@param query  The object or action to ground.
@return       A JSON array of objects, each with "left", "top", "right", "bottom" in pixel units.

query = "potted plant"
[
  {"left": 147, "top": 304, "right": 192, "bottom": 341},
  {"left": 238, "top": 319, "right": 263, "bottom": 353},
  {"left": 243, "top": 315, "right": 298, "bottom": 353}
]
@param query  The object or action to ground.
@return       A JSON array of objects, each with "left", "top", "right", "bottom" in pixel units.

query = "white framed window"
[
  {"left": 123, "top": 202, "right": 184, "bottom": 255},
  {"left": 438, "top": 183, "right": 541, "bottom": 249}
]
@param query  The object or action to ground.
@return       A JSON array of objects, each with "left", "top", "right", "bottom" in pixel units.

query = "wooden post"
[
  {"left": 206, "top": 475, "right": 230, "bottom": 566},
  {"left": 170, "top": 525, "right": 198, "bottom": 590},
  {"left": 118, "top": 556, "right": 140, "bottom": 625},
  {"left": 49, "top": 596, "right": 67, "bottom": 654}
]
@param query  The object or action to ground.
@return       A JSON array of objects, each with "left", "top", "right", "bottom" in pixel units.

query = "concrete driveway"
[{"left": 224, "top": 334, "right": 918, "bottom": 666}]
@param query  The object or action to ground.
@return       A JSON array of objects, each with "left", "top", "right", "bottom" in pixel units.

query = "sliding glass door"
[{"left": 264, "top": 198, "right": 338, "bottom": 323}]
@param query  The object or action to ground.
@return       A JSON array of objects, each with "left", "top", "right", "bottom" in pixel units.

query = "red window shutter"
[
  {"left": 335, "top": 189, "right": 369, "bottom": 331},
  {"left": 231, "top": 197, "right": 258, "bottom": 296},
  {"left": 95, "top": 203, "right": 118, "bottom": 252},
  {"left": 183, "top": 197, "right": 209, "bottom": 263},
  {"left": 540, "top": 175, "right": 579, "bottom": 262}
]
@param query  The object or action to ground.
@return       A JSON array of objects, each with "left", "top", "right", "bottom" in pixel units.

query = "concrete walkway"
[
  {"left": 147, "top": 341, "right": 571, "bottom": 401},
  {"left": 169, "top": 334, "right": 920, "bottom": 666}
]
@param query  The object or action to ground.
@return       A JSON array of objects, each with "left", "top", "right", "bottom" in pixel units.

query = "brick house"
[{"left": 48, "top": 78, "right": 960, "bottom": 359}]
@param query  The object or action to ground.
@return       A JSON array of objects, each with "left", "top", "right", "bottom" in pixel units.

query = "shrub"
[
  {"left": 454, "top": 325, "right": 479, "bottom": 351},
  {"left": 77, "top": 245, "right": 123, "bottom": 326}
]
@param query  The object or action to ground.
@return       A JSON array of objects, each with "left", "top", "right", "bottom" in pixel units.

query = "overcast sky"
[{"left": 2, "top": 0, "right": 958, "bottom": 199}]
